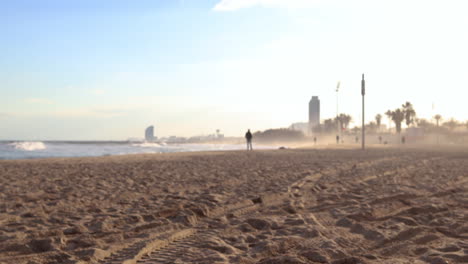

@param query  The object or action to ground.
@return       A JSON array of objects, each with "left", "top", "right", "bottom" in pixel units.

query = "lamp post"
[
  {"left": 336, "top": 81, "right": 340, "bottom": 142},
  {"left": 361, "top": 74, "right": 365, "bottom": 150}
]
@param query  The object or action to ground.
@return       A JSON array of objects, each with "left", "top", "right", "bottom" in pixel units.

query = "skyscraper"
[
  {"left": 145, "top": 125, "right": 156, "bottom": 141},
  {"left": 309, "top": 96, "right": 320, "bottom": 129}
]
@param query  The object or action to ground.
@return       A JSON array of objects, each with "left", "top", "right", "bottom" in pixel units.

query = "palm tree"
[
  {"left": 402, "top": 102, "right": 416, "bottom": 127},
  {"left": 335, "top": 114, "right": 352, "bottom": 131},
  {"left": 389, "top": 109, "right": 405, "bottom": 134},
  {"left": 434, "top": 114, "right": 442, "bottom": 127},
  {"left": 375, "top": 114, "right": 382, "bottom": 127},
  {"left": 341, "top": 114, "right": 352, "bottom": 130},
  {"left": 385, "top": 110, "right": 393, "bottom": 132},
  {"left": 375, "top": 114, "right": 382, "bottom": 132}
]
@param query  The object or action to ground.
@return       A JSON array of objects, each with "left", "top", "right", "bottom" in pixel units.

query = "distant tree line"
[
  {"left": 313, "top": 113, "right": 353, "bottom": 134},
  {"left": 415, "top": 117, "right": 468, "bottom": 133},
  {"left": 372, "top": 101, "right": 467, "bottom": 134},
  {"left": 253, "top": 128, "right": 305, "bottom": 142},
  {"left": 312, "top": 101, "right": 468, "bottom": 135},
  {"left": 265, "top": 101, "right": 467, "bottom": 141}
]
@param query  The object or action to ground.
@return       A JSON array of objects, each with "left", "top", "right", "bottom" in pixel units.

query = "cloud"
[
  {"left": 24, "top": 98, "right": 54, "bottom": 104},
  {"left": 213, "top": 0, "right": 320, "bottom": 11}
]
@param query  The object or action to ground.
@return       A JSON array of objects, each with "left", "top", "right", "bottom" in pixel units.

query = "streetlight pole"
[
  {"left": 361, "top": 74, "right": 365, "bottom": 150},
  {"left": 336, "top": 81, "right": 340, "bottom": 142}
]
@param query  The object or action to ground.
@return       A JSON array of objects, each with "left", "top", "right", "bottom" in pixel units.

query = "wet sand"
[{"left": 0, "top": 148, "right": 467, "bottom": 264}]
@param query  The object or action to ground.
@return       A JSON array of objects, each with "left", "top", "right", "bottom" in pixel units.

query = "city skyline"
[{"left": 1, "top": 0, "right": 468, "bottom": 140}]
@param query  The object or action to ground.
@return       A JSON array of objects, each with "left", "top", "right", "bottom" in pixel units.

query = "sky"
[{"left": 1, "top": 0, "right": 467, "bottom": 140}]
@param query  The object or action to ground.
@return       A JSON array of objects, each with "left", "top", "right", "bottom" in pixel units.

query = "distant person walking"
[
  {"left": 245, "top": 129, "right": 253, "bottom": 150},
  {"left": 401, "top": 136, "right": 406, "bottom": 144},
  {"left": 379, "top": 136, "right": 382, "bottom": 144},
  {"left": 336, "top": 135, "right": 340, "bottom": 144},
  {"left": 313, "top": 137, "right": 317, "bottom": 145}
]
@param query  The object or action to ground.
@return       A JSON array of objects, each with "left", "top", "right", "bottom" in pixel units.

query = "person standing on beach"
[{"left": 245, "top": 129, "right": 253, "bottom": 150}]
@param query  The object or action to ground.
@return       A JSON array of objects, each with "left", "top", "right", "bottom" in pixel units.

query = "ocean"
[{"left": 0, "top": 141, "right": 274, "bottom": 160}]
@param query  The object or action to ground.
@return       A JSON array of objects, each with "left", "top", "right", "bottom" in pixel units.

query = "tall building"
[
  {"left": 145, "top": 125, "right": 156, "bottom": 141},
  {"left": 309, "top": 96, "right": 320, "bottom": 129}
]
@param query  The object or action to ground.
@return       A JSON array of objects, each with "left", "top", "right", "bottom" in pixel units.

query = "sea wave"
[
  {"left": 10, "top": 141, "right": 47, "bottom": 151},
  {"left": 132, "top": 142, "right": 162, "bottom": 148}
]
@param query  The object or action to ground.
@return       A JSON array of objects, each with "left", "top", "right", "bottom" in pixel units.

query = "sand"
[{"left": 0, "top": 148, "right": 467, "bottom": 264}]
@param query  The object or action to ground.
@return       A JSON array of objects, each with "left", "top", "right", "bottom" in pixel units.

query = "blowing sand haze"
[
  {"left": 3, "top": 1, "right": 468, "bottom": 263},
  {"left": 0, "top": 148, "right": 467, "bottom": 264}
]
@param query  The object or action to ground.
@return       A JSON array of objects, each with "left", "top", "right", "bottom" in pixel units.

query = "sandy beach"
[{"left": 0, "top": 148, "right": 467, "bottom": 264}]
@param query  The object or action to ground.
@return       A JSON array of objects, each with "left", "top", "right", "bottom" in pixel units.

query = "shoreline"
[
  {"left": 2, "top": 142, "right": 467, "bottom": 162},
  {"left": 0, "top": 142, "right": 278, "bottom": 161}
]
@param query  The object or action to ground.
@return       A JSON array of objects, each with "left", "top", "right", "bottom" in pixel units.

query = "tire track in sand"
[{"left": 99, "top": 156, "right": 405, "bottom": 264}]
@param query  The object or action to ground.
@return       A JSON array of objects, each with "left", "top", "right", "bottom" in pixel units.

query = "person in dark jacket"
[{"left": 245, "top": 129, "right": 253, "bottom": 150}]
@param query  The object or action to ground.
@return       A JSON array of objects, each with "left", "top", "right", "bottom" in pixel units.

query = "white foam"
[
  {"left": 132, "top": 142, "right": 162, "bottom": 148},
  {"left": 10, "top": 141, "right": 47, "bottom": 151}
]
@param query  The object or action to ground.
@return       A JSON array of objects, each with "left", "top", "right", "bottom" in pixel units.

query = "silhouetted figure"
[
  {"left": 401, "top": 136, "right": 406, "bottom": 144},
  {"left": 313, "top": 137, "right": 317, "bottom": 145},
  {"left": 379, "top": 136, "right": 382, "bottom": 144},
  {"left": 355, "top": 136, "right": 359, "bottom": 143},
  {"left": 336, "top": 135, "right": 340, "bottom": 144},
  {"left": 245, "top": 129, "right": 253, "bottom": 150}
]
